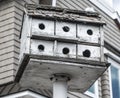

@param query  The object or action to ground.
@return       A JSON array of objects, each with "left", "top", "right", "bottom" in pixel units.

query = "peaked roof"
[
  {"left": 0, "top": 82, "right": 52, "bottom": 97},
  {"left": 0, "top": 82, "right": 91, "bottom": 98}
]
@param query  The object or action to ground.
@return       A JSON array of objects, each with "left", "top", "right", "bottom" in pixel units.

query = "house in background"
[{"left": 0, "top": 0, "right": 120, "bottom": 98}]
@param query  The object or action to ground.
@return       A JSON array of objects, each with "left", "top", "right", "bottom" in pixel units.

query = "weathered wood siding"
[
  {"left": 0, "top": 0, "right": 20, "bottom": 85},
  {"left": 56, "top": 0, "right": 120, "bottom": 52},
  {"left": 0, "top": 0, "right": 40, "bottom": 85}
]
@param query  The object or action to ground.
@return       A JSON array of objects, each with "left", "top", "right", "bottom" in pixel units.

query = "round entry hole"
[
  {"left": 63, "top": 47, "right": 70, "bottom": 54},
  {"left": 62, "top": 26, "right": 70, "bottom": 32},
  {"left": 38, "top": 44, "right": 45, "bottom": 51},
  {"left": 39, "top": 23, "right": 45, "bottom": 30},
  {"left": 83, "top": 49, "right": 91, "bottom": 57},
  {"left": 87, "top": 29, "right": 93, "bottom": 35}
]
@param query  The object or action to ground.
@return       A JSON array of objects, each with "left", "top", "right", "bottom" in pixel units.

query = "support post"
[{"left": 50, "top": 74, "right": 70, "bottom": 98}]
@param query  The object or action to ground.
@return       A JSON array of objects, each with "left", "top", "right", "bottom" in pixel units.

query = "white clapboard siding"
[{"left": 0, "top": 0, "right": 40, "bottom": 85}]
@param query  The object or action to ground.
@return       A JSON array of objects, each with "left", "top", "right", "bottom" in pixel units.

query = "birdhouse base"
[{"left": 16, "top": 54, "right": 108, "bottom": 93}]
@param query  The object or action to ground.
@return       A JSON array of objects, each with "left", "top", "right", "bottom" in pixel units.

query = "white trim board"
[
  {"left": 89, "top": 0, "right": 120, "bottom": 26},
  {"left": 52, "top": 0, "right": 57, "bottom": 6},
  {"left": 2, "top": 90, "right": 48, "bottom": 98}
]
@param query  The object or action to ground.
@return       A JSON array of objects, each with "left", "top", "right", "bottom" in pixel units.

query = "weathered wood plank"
[
  {"left": 0, "top": 40, "right": 20, "bottom": 50},
  {"left": 0, "top": 58, "right": 18, "bottom": 67},
  {"left": 0, "top": 64, "right": 18, "bottom": 73},
  {"left": 0, "top": 46, "right": 19, "bottom": 56},
  {"left": 0, "top": 76, "right": 15, "bottom": 85},
  {"left": 0, "top": 70, "right": 15, "bottom": 79},
  {"left": 0, "top": 52, "right": 19, "bottom": 61}
]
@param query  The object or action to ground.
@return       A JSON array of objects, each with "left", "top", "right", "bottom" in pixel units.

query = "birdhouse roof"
[{"left": 24, "top": 4, "right": 106, "bottom": 26}]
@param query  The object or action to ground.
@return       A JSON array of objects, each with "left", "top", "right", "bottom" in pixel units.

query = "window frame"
[
  {"left": 108, "top": 58, "right": 120, "bottom": 98},
  {"left": 85, "top": 81, "right": 99, "bottom": 98}
]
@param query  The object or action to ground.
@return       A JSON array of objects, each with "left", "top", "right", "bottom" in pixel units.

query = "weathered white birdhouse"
[{"left": 16, "top": 4, "right": 109, "bottom": 93}]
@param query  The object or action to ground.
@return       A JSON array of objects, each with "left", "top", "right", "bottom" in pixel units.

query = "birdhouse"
[{"left": 17, "top": 4, "right": 109, "bottom": 93}]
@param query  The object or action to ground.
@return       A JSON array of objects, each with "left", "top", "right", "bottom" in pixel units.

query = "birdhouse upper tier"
[
  {"left": 17, "top": 4, "right": 109, "bottom": 92},
  {"left": 20, "top": 4, "right": 106, "bottom": 62}
]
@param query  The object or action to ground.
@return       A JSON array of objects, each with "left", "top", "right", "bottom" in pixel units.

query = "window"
[
  {"left": 85, "top": 81, "right": 98, "bottom": 98},
  {"left": 109, "top": 58, "right": 120, "bottom": 98},
  {"left": 88, "top": 84, "right": 95, "bottom": 94},
  {"left": 111, "top": 66, "right": 120, "bottom": 98}
]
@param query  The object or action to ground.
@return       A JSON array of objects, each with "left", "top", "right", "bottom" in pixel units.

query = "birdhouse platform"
[{"left": 16, "top": 4, "right": 109, "bottom": 93}]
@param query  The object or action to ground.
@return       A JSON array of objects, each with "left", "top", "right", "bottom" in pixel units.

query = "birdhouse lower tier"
[
  {"left": 29, "top": 39, "right": 102, "bottom": 61},
  {"left": 16, "top": 54, "right": 109, "bottom": 93}
]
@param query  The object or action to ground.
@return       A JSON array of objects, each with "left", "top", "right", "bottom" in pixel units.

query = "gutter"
[{"left": 113, "top": 12, "right": 120, "bottom": 29}]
